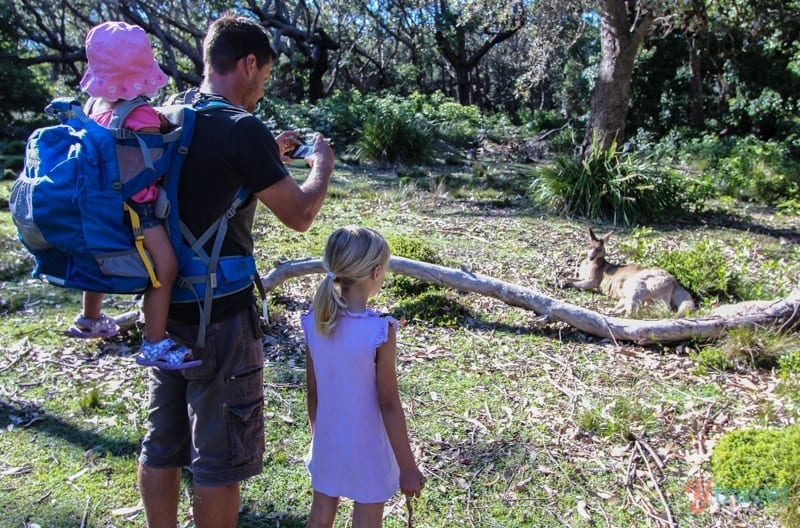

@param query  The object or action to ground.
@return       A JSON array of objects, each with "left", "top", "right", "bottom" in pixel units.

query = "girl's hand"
[{"left": 400, "top": 466, "right": 426, "bottom": 498}]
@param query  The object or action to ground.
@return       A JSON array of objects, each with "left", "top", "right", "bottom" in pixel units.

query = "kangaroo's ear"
[
  {"left": 589, "top": 227, "right": 598, "bottom": 241},
  {"left": 602, "top": 231, "right": 614, "bottom": 242}
]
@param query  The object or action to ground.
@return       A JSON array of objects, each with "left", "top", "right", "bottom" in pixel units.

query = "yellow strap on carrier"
[{"left": 124, "top": 202, "right": 162, "bottom": 289}]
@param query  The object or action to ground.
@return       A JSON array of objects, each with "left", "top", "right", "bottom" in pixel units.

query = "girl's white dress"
[{"left": 301, "top": 308, "right": 400, "bottom": 503}]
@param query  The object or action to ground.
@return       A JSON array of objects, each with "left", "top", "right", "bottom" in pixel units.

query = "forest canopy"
[{"left": 3, "top": 0, "right": 799, "bottom": 149}]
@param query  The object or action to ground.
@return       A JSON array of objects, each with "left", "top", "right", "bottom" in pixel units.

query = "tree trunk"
[
  {"left": 308, "top": 44, "right": 329, "bottom": 102},
  {"left": 455, "top": 67, "right": 471, "bottom": 105},
  {"left": 582, "top": 0, "right": 654, "bottom": 153},
  {"left": 689, "top": 36, "right": 705, "bottom": 129}
]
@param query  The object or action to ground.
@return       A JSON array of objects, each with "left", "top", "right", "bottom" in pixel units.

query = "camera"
[{"left": 289, "top": 144, "right": 313, "bottom": 159}]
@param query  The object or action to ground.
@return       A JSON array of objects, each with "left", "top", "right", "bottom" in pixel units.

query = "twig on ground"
[
  {"left": 635, "top": 439, "right": 675, "bottom": 527},
  {"left": 631, "top": 433, "right": 665, "bottom": 470},
  {"left": 80, "top": 496, "right": 91, "bottom": 528}
]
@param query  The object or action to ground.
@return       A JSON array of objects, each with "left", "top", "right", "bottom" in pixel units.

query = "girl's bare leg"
[
  {"left": 352, "top": 501, "right": 385, "bottom": 528},
  {"left": 307, "top": 491, "right": 338, "bottom": 528}
]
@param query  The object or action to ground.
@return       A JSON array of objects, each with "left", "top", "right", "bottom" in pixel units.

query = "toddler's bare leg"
[{"left": 142, "top": 225, "right": 177, "bottom": 342}]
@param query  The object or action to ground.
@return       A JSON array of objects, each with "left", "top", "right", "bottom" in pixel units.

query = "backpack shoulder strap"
[
  {"left": 164, "top": 87, "right": 199, "bottom": 106},
  {"left": 88, "top": 95, "right": 159, "bottom": 171},
  {"left": 108, "top": 95, "right": 152, "bottom": 130},
  {"left": 176, "top": 185, "right": 255, "bottom": 347}
]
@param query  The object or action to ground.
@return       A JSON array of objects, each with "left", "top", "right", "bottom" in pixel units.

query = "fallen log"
[
  {"left": 118, "top": 256, "right": 800, "bottom": 345},
  {"left": 261, "top": 256, "right": 800, "bottom": 344}
]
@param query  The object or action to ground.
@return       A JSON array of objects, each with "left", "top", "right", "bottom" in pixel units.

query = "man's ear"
[
  {"left": 243, "top": 54, "right": 257, "bottom": 75},
  {"left": 373, "top": 265, "right": 383, "bottom": 279}
]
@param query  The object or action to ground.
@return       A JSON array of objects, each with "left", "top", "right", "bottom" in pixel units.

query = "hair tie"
[{"left": 326, "top": 271, "right": 336, "bottom": 280}]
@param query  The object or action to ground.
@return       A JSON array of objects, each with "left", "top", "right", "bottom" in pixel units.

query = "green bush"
[
  {"left": 407, "top": 91, "right": 483, "bottom": 148},
  {"left": 308, "top": 89, "right": 369, "bottom": 145},
  {"left": 778, "top": 349, "right": 800, "bottom": 379},
  {"left": 680, "top": 134, "right": 800, "bottom": 204},
  {"left": 690, "top": 347, "right": 734, "bottom": 374},
  {"left": 711, "top": 425, "right": 800, "bottom": 511},
  {"left": 694, "top": 328, "right": 789, "bottom": 371},
  {"left": 350, "top": 95, "right": 434, "bottom": 164},
  {"left": 530, "top": 137, "right": 713, "bottom": 225},
  {"left": 714, "top": 137, "right": 800, "bottom": 203},
  {"left": 618, "top": 230, "right": 741, "bottom": 303},
  {"left": 651, "top": 241, "right": 739, "bottom": 301},
  {"left": 519, "top": 108, "right": 566, "bottom": 132},
  {"left": 393, "top": 290, "right": 471, "bottom": 327},
  {"left": 387, "top": 235, "right": 441, "bottom": 298},
  {"left": 576, "top": 397, "right": 656, "bottom": 442}
]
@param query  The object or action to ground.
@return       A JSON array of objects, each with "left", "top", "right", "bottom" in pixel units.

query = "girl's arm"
[
  {"left": 305, "top": 346, "right": 318, "bottom": 435},
  {"left": 376, "top": 325, "right": 425, "bottom": 497}
]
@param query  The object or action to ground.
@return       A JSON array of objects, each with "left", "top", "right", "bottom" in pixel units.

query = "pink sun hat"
[{"left": 79, "top": 21, "right": 168, "bottom": 101}]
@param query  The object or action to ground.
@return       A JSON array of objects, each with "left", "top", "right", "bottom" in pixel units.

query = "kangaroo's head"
[{"left": 587, "top": 228, "right": 613, "bottom": 263}]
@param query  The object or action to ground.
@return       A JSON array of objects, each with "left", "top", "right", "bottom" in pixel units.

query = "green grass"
[{"left": 1, "top": 165, "right": 799, "bottom": 527}]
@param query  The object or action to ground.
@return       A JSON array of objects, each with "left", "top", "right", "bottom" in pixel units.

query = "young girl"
[
  {"left": 69, "top": 21, "right": 199, "bottom": 370},
  {"left": 301, "top": 226, "right": 425, "bottom": 527}
]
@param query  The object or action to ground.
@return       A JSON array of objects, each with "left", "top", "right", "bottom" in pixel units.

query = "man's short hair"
[{"left": 204, "top": 13, "right": 278, "bottom": 75}]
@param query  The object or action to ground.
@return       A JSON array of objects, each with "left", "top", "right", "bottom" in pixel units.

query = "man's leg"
[
  {"left": 193, "top": 483, "right": 241, "bottom": 528},
  {"left": 138, "top": 464, "right": 181, "bottom": 528}
]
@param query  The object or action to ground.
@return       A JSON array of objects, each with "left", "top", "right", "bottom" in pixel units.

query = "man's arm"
[{"left": 255, "top": 134, "right": 333, "bottom": 232}]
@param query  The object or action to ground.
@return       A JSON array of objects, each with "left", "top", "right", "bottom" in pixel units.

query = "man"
[{"left": 137, "top": 14, "right": 334, "bottom": 528}]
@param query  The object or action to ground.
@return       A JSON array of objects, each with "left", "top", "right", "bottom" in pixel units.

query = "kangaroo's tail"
[{"left": 671, "top": 285, "right": 696, "bottom": 317}]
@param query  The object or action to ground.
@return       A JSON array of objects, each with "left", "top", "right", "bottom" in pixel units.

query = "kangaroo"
[{"left": 560, "top": 228, "right": 696, "bottom": 317}]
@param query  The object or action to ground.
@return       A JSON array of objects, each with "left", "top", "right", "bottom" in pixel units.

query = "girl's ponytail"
[{"left": 313, "top": 270, "right": 347, "bottom": 336}]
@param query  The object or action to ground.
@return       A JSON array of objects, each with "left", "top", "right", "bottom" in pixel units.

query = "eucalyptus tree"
[
  {"left": 323, "top": 0, "right": 434, "bottom": 93},
  {"left": 9, "top": 0, "right": 340, "bottom": 101},
  {"left": 0, "top": 2, "right": 49, "bottom": 131},
  {"left": 527, "top": 1, "right": 710, "bottom": 153},
  {"left": 433, "top": 0, "right": 526, "bottom": 105},
  {"left": 10, "top": 0, "right": 219, "bottom": 90},
  {"left": 698, "top": 0, "right": 800, "bottom": 138}
]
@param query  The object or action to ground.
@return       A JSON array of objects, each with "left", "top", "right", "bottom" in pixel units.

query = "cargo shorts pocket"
[{"left": 225, "top": 397, "right": 265, "bottom": 467}]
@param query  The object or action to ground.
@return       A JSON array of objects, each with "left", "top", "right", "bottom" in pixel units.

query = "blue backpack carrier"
[{"left": 9, "top": 96, "right": 266, "bottom": 346}]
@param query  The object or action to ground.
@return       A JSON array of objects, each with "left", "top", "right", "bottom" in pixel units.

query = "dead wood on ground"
[{"left": 117, "top": 256, "right": 800, "bottom": 345}]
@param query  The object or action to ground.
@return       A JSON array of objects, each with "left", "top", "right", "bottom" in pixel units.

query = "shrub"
[
  {"left": 778, "top": 349, "right": 800, "bottom": 379},
  {"left": 693, "top": 328, "right": 791, "bottom": 371},
  {"left": 308, "top": 89, "right": 369, "bottom": 145},
  {"left": 576, "top": 397, "right": 656, "bottom": 442},
  {"left": 711, "top": 425, "right": 800, "bottom": 512},
  {"left": 651, "top": 241, "right": 739, "bottom": 301},
  {"left": 386, "top": 235, "right": 471, "bottom": 327},
  {"left": 519, "top": 108, "right": 566, "bottom": 132},
  {"left": 680, "top": 134, "right": 800, "bottom": 204},
  {"left": 386, "top": 235, "right": 441, "bottom": 298},
  {"left": 690, "top": 347, "right": 735, "bottom": 374},
  {"left": 393, "top": 290, "right": 471, "bottom": 327},
  {"left": 406, "top": 91, "right": 483, "bottom": 148},
  {"left": 530, "top": 137, "right": 713, "bottom": 225},
  {"left": 350, "top": 96, "right": 434, "bottom": 164},
  {"left": 618, "top": 230, "right": 741, "bottom": 304}
]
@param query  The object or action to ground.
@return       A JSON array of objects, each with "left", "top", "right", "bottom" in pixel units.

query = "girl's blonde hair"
[{"left": 313, "top": 226, "right": 390, "bottom": 336}]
